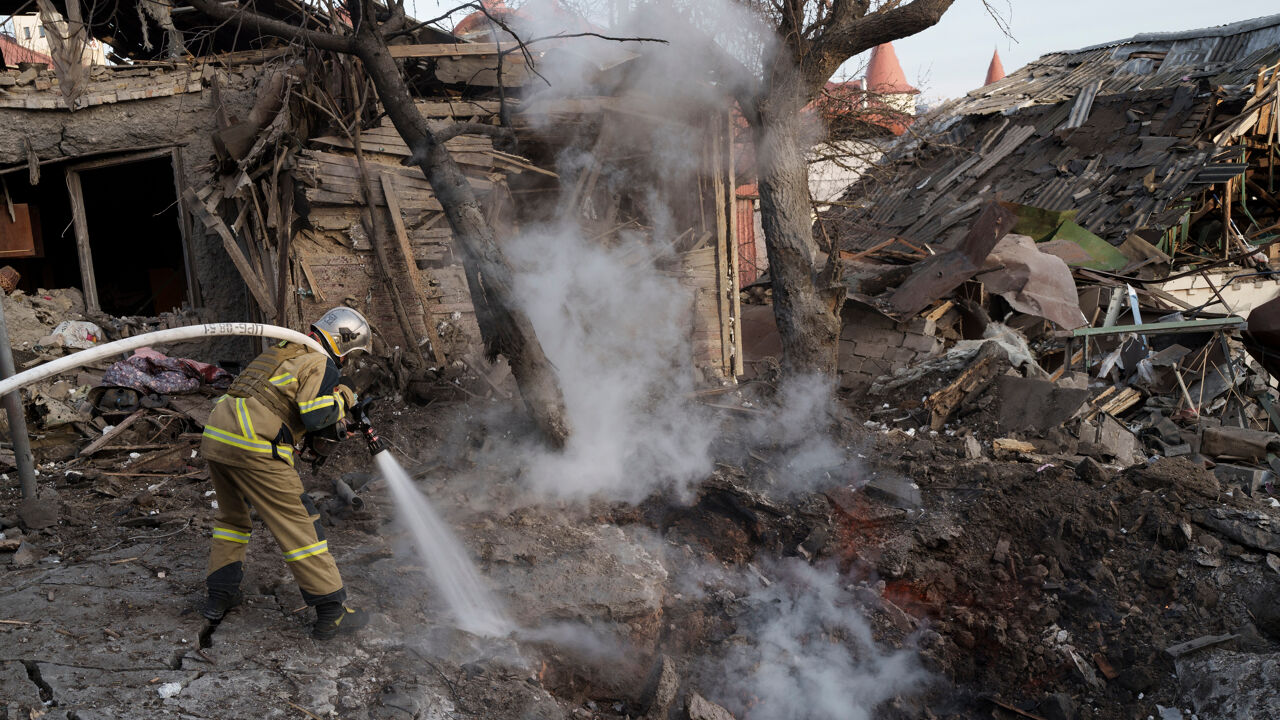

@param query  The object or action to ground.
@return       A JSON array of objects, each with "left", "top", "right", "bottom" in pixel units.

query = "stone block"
[
  {"left": 903, "top": 332, "right": 940, "bottom": 354},
  {"left": 838, "top": 353, "right": 864, "bottom": 374},
  {"left": 853, "top": 341, "right": 888, "bottom": 360},
  {"left": 862, "top": 358, "right": 892, "bottom": 378},
  {"left": 840, "top": 371, "right": 874, "bottom": 391},
  {"left": 887, "top": 346, "right": 917, "bottom": 365},
  {"left": 1213, "top": 464, "right": 1271, "bottom": 496}
]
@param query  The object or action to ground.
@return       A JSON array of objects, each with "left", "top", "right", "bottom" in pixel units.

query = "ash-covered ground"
[{"left": 4, "top": 381, "right": 1280, "bottom": 720}]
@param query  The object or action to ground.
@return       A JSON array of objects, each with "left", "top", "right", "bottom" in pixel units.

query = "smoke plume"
[{"left": 708, "top": 559, "right": 925, "bottom": 719}]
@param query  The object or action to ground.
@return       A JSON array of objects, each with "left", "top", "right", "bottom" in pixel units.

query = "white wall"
[{"left": 10, "top": 14, "right": 108, "bottom": 66}]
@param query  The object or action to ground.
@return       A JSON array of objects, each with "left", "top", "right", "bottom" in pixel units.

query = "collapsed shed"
[{"left": 0, "top": 3, "right": 744, "bottom": 382}]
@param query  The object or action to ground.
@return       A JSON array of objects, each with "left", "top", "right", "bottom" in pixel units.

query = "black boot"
[
  {"left": 200, "top": 589, "right": 243, "bottom": 622},
  {"left": 312, "top": 602, "right": 370, "bottom": 640}
]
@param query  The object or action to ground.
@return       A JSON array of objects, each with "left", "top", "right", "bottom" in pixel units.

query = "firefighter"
[{"left": 199, "top": 307, "right": 373, "bottom": 640}]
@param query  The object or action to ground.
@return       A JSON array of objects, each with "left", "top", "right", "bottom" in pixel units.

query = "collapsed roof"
[
  {"left": 0, "top": 0, "right": 457, "bottom": 61},
  {"left": 825, "top": 13, "right": 1280, "bottom": 253}
]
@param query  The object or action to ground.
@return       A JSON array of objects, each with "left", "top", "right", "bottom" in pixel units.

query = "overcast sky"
[
  {"left": 884, "top": 0, "right": 1280, "bottom": 102},
  {"left": 406, "top": 0, "right": 1279, "bottom": 102}
]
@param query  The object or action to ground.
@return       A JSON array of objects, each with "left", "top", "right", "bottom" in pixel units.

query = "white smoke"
[
  {"left": 463, "top": 0, "right": 864, "bottom": 503},
  {"left": 445, "top": 5, "right": 924, "bottom": 717},
  {"left": 744, "top": 374, "right": 851, "bottom": 490},
  {"left": 504, "top": 222, "right": 715, "bottom": 502},
  {"left": 709, "top": 559, "right": 925, "bottom": 720}
]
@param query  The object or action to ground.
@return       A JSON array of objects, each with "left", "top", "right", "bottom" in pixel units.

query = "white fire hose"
[{"left": 0, "top": 323, "right": 324, "bottom": 398}]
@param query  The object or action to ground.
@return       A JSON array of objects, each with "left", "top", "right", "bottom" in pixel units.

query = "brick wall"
[{"left": 838, "top": 304, "right": 941, "bottom": 390}]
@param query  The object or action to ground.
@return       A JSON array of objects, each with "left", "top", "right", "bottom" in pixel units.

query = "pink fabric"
[{"left": 101, "top": 348, "right": 232, "bottom": 395}]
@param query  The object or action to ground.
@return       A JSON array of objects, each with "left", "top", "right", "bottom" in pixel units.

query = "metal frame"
[
  {"left": 1058, "top": 316, "right": 1246, "bottom": 339},
  {"left": 63, "top": 147, "right": 200, "bottom": 314}
]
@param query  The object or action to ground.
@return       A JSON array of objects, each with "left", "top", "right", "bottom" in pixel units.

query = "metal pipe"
[
  {"left": 0, "top": 299, "right": 36, "bottom": 499},
  {"left": 333, "top": 478, "right": 364, "bottom": 510}
]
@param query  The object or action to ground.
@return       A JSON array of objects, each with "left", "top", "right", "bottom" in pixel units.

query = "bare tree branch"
[
  {"left": 186, "top": 0, "right": 355, "bottom": 53},
  {"left": 810, "top": 0, "right": 953, "bottom": 87},
  {"left": 496, "top": 30, "right": 670, "bottom": 53}
]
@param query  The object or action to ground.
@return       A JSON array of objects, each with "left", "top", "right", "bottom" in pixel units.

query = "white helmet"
[{"left": 311, "top": 307, "right": 372, "bottom": 358}]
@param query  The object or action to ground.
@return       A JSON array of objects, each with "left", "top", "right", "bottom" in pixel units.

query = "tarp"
[
  {"left": 1037, "top": 220, "right": 1131, "bottom": 271},
  {"left": 983, "top": 234, "right": 1089, "bottom": 329}
]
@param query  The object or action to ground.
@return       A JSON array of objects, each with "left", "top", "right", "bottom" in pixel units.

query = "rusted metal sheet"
[{"left": 885, "top": 201, "right": 1018, "bottom": 317}]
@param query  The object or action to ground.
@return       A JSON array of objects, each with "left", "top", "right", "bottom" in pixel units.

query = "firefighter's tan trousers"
[{"left": 206, "top": 459, "right": 345, "bottom": 604}]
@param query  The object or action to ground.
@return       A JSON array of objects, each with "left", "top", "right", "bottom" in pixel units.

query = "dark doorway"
[
  {"left": 0, "top": 148, "right": 197, "bottom": 316},
  {"left": 75, "top": 155, "right": 189, "bottom": 316}
]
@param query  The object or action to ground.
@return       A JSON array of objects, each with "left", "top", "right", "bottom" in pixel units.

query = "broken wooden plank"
[
  {"left": 1099, "top": 387, "right": 1143, "bottom": 417},
  {"left": 924, "top": 300, "right": 955, "bottom": 323},
  {"left": 184, "top": 187, "right": 278, "bottom": 317},
  {"left": 434, "top": 54, "right": 534, "bottom": 87},
  {"left": 79, "top": 409, "right": 145, "bottom": 457},
  {"left": 297, "top": 253, "right": 326, "bottom": 303},
  {"left": 925, "top": 350, "right": 1002, "bottom": 430},
  {"left": 388, "top": 42, "right": 519, "bottom": 58},
  {"left": 380, "top": 172, "right": 447, "bottom": 366},
  {"left": 992, "top": 438, "right": 1037, "bottom": 455},
  {"left": 886, "top": 201, "right": 1018, "bottom": 317},
  {"left": 1164, "top": 633, "right": 1238, "bottom": 658},
  {"left": 414, "top": 99, "right": 506, "bottom": 117},
  {"left": 483, "top": 149, "right": 559, "bottom": 178}
]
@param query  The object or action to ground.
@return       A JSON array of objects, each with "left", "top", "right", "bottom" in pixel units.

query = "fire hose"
[
  {"left": 0, "top": 322, "right": 387, "bottom": 507},
  {"left": 0, "top": 323, "right": 324, "bottom": 398}
]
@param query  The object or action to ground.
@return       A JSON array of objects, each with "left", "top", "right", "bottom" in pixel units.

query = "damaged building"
[
  {"left": 819, "top": 12, "right": 1280, "bottom": 392},
  {"left": 0, "top": 1, "right": 744, "bottom": 380}
]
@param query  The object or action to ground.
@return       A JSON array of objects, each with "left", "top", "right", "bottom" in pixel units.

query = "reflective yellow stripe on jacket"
[{"left": 202, "top": 398, "right": 295, "bottom": 466}]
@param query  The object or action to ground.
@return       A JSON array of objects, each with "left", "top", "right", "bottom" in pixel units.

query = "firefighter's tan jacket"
[{"left": 201, "top": 341, "right": 355, "bottom": 471}]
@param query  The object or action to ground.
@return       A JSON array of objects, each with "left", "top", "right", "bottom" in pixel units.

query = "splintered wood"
[{"left": 926, "top": 353, "right": 1002, "bottom": 430}]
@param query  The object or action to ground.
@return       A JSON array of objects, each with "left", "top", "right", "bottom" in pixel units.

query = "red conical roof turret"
[
  {"left": 866, "top": 42, "right": 917, "bottom": 95},
  {"left": 985, "top": 49, "right": 1005, "bottom": 86}
]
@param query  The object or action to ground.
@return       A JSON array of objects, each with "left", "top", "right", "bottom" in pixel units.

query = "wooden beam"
[
  {"left": 169, "top": 148, "right": 202, "bottom": 308},
  {"left": 66, "top": 148, "right": 175, "bottom": 173},
  {"left": 925, "top": 353, "right": 1001, "bottom": 430},
  {"left": 63, "top": 170, "right": 100, "bottom": 313},
  {"left": 79, "top": 409, "right": 144, "bottom": 456},
  {"left": 388, "top": 43, "right": 516, "bottom": 58},
  {"left": 380, "top": 172, "right": 447, "bottom": 366},
  {"left": 725, "top": 109, "right": 743, "bottom": 379},
  {"left": 183, "top": 187, "right": 278, "bottom": 318},
  {"left": 710, "top": 114, "right": 732, "bottom": 376}
]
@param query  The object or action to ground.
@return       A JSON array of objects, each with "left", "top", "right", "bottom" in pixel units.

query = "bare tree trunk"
[
  {"left": 348, "top": 20, "right": 569, "bottom": 447},
  {"left": 750, "top": 78, "right": 844, "bottom": 379},
  {"left": 184, "top": 0, "right": 570, "bottom": 447}
]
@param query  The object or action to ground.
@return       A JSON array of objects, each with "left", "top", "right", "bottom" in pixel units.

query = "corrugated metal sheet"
[
  {"left": 933, "top": 15, "right": 1280, "bottom": 122},
  {"left": 823, "top": 14, "right": 1279, "bottom": 255},
  {"left": 1061, "top": 80, "right": 1102, "bottom": 129}
]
